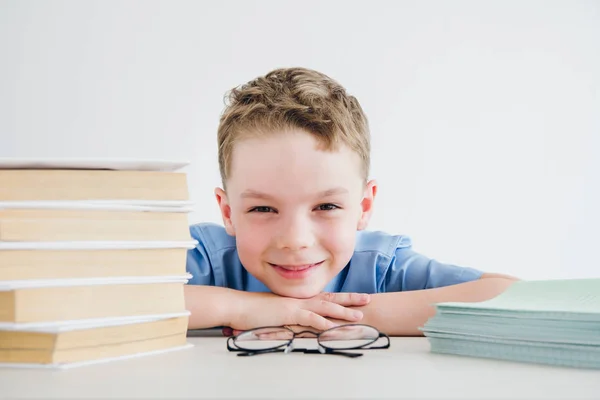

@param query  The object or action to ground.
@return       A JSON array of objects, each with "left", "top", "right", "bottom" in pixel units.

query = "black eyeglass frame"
[{"left": 226, "top": 323, "right": 390, "bottom": 358}]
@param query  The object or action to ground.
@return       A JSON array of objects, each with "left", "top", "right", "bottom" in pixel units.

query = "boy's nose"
[{"left": 275, "top": 216, "right": 315, "bottom": 251}]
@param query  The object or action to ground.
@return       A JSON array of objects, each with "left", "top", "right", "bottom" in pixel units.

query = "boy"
[{"left": 184, "top": 67, "right": 517, "bottom": 336}]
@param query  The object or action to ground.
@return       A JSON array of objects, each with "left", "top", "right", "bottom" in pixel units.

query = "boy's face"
[{"left": 215, "top": 130, "right": 376, "bottom": 299}]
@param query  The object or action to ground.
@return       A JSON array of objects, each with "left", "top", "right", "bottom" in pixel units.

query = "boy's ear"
[
  {"left": 215, "top": 187, "right": 236, "bottom": 236},
  {"left": 357, "top": 179, "right": 377, "bottom": 231}
]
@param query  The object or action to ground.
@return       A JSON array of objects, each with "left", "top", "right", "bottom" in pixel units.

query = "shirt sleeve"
[
  {"left": 382, "top": 246, "right": 484, "bottom": 292},
  {"left": 185, "top": 226, "right": 216, "bottom": 286}
]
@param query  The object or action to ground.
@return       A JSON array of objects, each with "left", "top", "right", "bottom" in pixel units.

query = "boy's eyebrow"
[
  {"left": 318, "top": 187, "right": 349, "bottom": 197},
  {"left": 240, "top": 190, "right": 274, "bottom": 200},
  {"left": 240, "top": 187, "right": 349, "bottom": 199}
]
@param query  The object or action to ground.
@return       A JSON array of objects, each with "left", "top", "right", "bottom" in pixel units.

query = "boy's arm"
[
  {"left": 229, "top": 275, "right": 518, "bottom": 337},
  {"left": 184, "top": 284, "right": 371, "bottom": 331},
  {"left": 184, "top": 285, "right": 241, "bottom": 329},
  {"left": 354, "top": 274, "right": 518, "bottom": 336},
  {"left": 344, "top": 241, "right": 520, "bottom": 336}
]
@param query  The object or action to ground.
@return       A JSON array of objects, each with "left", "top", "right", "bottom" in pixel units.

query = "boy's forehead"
[
  {"left": 227, "top": 132, "right": 363, "bottom": 194},
  {"left": 230, "top": 130, "right": 360, "bottom": 167}
]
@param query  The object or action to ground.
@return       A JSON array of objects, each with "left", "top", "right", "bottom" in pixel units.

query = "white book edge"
[
  {"left": 0, "top": 343, "right": 194, "bottom": 370},
  {"left": 0, "top": 157, "right": 189, "bottom": 172},
  {"left": 420, "top": 326, "right": 600, "bottom": 346},
  {"left": 83, "top": 200, "right": 194, "bottom": 207},
  {"left": 423, "top": 331, "right": 600, "bottom": 350},
  {"left": 0, "top": 200, "right": 194, "bottom": 213},
  {"left": 0, "top": 240, "right": 198, "bottom": 250},
  {"left": 0, "top": 273, "right": 192, "bottom": 290},
  {"left": 0, "top": 311, "right": 192, "bottom": 332}
]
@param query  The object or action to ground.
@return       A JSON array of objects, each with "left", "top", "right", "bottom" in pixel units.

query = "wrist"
[
  {"left": 184, "top": 285, "right": 259, "bottom": 330},
  {"left": 224, "top": 290, "right": 265, "bottom": 328}
]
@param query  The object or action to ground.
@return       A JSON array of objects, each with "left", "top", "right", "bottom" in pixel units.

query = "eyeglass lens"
[
  {"left": 319, "top": 325, "right": 379, "bottom": 349},
  {"left": 234, "top": 327, "right": 294, "bottom": 351},
  {"left": 233, "top": 325, "right": 380, "bottom": 351}
]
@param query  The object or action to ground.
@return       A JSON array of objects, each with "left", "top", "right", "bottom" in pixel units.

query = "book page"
[
  {"left": 0, "top": 311, "right": 191, "bottom": 332},
  {"left": 0, "top": 158, "right": 189, "bottom": 172},
  {"left": 0, "top": 273, "right": 192, "bottom": 290},
  {"left": 0, "top": 240, "right": 197, "bottom": 250},
  {"left": 0, "top": 200, "right": 194, "bottom": 212},
  {"left": 436, "top": 279, "right": 600, "bottom": 314}
]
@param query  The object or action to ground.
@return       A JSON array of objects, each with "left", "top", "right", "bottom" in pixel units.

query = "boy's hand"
[
  {"left": 228, "top": 292, "right": 370, "bottom": 333},
  {"left": 231, "top": 321, "right": 374, "bottom": 339},
  {"left": 229, "top": 318, "right": 348, "bottom": 337}
]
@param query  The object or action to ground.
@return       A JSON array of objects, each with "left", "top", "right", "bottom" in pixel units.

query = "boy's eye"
[
  {"left": 249, "top": 206, "right": 276, "bottom": 213},
  {"left": 315, "top": 203, "right": 340, "bottom": 211}
]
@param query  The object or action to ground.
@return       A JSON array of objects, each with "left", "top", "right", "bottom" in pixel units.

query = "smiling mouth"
[
  {"left": 268, "top": 261, "right": 325, "bottom": 277},
  {"left": 268, "top": 261, "right": 324, "bottom": 270}
]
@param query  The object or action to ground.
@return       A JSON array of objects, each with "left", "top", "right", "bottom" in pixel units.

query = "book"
[
  {"left": 0, "top": 343, "right": 193, "bottom": 370},
  {"left": 0, "top": 158, "right": 190, "bottom": 202},
  {"left": 0, "top": 333, "right": 189, "bottom": 365},
  {"left": 0, "top": 247, "right": 191, "bottom": 281},
  {"left": 0, "top": 275, "right": 190, "bottom": 323},
  {"left": 0, "top": 312, "right": 190, "bottom": 365},
  {"left": 421, "top": 278, "right": 600, "bottom": 369},
  {"left": 0, "top": 169, "right": 190, "bottom": 201},
  {"left": 423, "top": 333, "right": 600, "bottom": 370},
  {"left": 0, "top": 158, "right": 195, "bottom": 367},
  {"left": 0, "top": 208, "right": 192, "bottom": 242}
]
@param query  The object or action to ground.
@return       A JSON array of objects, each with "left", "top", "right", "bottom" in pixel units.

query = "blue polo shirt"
[{"left": 185, "top": 222, "right": 483, "bottom": 293}]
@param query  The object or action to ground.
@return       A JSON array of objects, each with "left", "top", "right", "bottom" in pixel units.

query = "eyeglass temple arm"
[
  {"left": 235, "top": 347, "right": 363, "bottom": 358},
  {"left": 310, "top": 348, "right": 363, "bottom": 358},
  {"left": 366, "top": 333, "right": 391, "bottom": 349},
  {"left": 236, "top": 347, "right": 288, "bottom": 357},
  {"left": 241, "top": 348, "right": 363, "bottom": 358}
]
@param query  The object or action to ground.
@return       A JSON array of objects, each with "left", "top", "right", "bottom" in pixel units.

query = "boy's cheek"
[
  {"left": 320, "top": 220, "right": 358, "bottom": 249},
  {"left": 311, "top": 228, "right": 355, "bottom": 272},
  {"left": 235, "top": 225, "right": 267, "bottom": 251}
]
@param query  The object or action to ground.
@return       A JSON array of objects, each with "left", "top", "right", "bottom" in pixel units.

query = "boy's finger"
[
  {"left": 310, "top": 299, "right": 364, "bottom": 322},
  {"left": 319, "top": 292, "right": 370, "bottom": 306},
  {"left": 232, "top": 327, "right": 291, "bottom": 338},
  {"left": 295, "top": 309, "right": 338, "bottom": 331},
  {"left": 256, "top": 332, "right": 292, "bottom": 340}
]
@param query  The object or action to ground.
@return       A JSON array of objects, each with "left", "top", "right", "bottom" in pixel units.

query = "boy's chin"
[{"left": 269, "top": 284, "right": 325, "bottom": 299}]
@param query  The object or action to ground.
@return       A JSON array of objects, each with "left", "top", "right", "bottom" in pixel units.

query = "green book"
[
  {"left": 435, "top": 278, "right": 600, "bottom": 321},
  {"left": 427, "top": 334, "right": 600, "bottom": 370},
  {"left": 421, "top": 278, "right": 600, "bottom": 369}
]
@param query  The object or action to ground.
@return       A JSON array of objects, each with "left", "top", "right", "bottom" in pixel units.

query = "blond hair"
[{"left": 217, "top": 67, "right": 370, "bottom": 186}]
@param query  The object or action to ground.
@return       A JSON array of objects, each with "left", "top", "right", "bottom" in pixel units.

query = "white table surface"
[{"left": 0, "top": 331, "right": 599, "bottom": 399}]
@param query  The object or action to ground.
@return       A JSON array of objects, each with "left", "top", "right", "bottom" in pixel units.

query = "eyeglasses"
[{"left": 226, "top": 324, "right": 390, "bottom": 358}]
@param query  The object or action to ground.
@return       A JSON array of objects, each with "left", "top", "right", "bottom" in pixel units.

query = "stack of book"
[
  {"left": 421, "top": 278, "right": 600, "bottom": 369},
  {"left": 0, "top": 158, "right": 197, "bottom": 369}
]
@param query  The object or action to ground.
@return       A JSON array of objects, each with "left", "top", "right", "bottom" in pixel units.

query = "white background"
[{"left": 1, "top": 0, "right": 598, "bottom": 280}]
